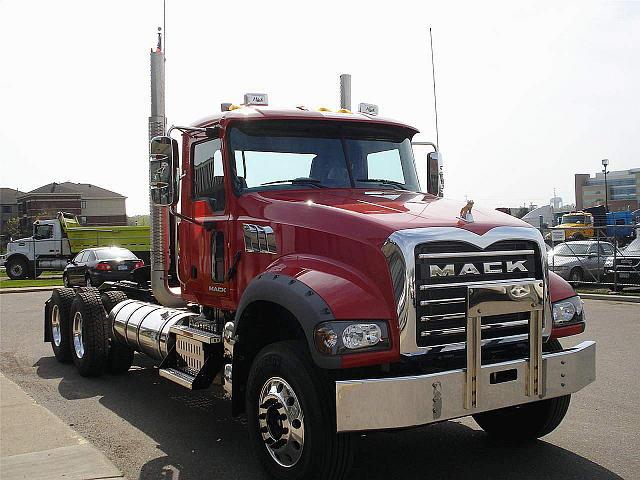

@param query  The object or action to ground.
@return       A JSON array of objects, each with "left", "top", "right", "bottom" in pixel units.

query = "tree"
[{"left": 3, "top": 216, "right": 29, "bottom": 241}]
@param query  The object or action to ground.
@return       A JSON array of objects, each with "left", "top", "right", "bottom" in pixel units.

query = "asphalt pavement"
[{"left": 0, "top": 292, "right": 638, "bottom": 480}]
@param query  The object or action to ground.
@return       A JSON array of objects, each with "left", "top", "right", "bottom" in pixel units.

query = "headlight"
[
  {"left": 604, "top": 257, "right": 614, "bottom": 268},
  {"left": 314, "top": 321, "right": 390, "bottom": 355},
  {"left": 552, "top": 296, "right": 584, "bottom": 326}
]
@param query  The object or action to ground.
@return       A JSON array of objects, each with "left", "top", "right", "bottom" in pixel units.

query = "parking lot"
[{"left": 0, "top": 291, "right": 638, "bottom": 480}]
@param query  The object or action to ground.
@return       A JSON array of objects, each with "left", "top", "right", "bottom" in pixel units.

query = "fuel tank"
[{"left": 109, "top": 300, "right": 198, "bottom": 361}]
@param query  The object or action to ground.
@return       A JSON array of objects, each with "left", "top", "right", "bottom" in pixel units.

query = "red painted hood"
[{"left": 246, "top": 189, "right": 532, "bottom": 244}]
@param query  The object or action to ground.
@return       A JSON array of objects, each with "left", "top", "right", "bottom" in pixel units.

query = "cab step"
[
  {"left": 159, "top": 367, "right": 198, "bottom": 389},
  {"left": 158, "top": 323, "right": 224, "bottom": 390}
]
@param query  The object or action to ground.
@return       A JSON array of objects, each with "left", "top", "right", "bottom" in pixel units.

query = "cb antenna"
[{"left": 429, "top": 27, "right": 439, "bottom": 150}]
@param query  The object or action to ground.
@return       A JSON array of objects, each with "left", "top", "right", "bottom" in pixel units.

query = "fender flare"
[
  {"left": 233, "top": 272, "right": 340, "bottom": 369},
  {"left": 4, "top": 252, "right": 29, "bottom": 265}
]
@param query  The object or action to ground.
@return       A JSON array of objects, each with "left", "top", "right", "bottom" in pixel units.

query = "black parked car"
[
  {"left": 605, "top": 237, "right": 640, "bottom": 291},
  {"left": 63, "top": 247, "right": 144, "bottom": 287}
]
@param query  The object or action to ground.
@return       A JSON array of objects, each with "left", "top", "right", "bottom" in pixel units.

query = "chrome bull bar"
[
  {"left": 465, "top": 280, "right": 544, "bottom": 409},
  {"left": 335, "top": 279, "right": 596, "bottom": 432}
]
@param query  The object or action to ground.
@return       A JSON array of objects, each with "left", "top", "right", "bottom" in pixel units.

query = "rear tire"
[
  {"left": 69, "top": 290, "right": 110, "bottom": 377},
  {"left": 246, "top": 341, "right": 353, "bottom": 480},
  {"left": 6, "top": 257, "right": 29, "bottom": 280},
  {"left": 473, "top": 339, "right": 570, "bottom": 441},
  {"left": 101, "top": 291, "right": 134, "bottom": 374},
  {"left": 48, "top": 288, "right": 76, "bottom": 363}
]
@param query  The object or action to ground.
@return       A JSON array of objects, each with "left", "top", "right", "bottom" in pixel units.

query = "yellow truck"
[{"left": 551, "top": 211, "right": 595, "bottom": 240}]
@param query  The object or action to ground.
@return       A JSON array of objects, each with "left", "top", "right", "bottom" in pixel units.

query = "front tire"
[
  {"left": 6, "top": 257, "right": 29, "bottom": 280},
  {"left": 473, "top": 339, "right": 570, "bottom": 441},
  {"left": 69, "top": 290, "right": 110, "bottom": 377},
  {"left": 246, "top": 341, "right": 353, "bottom": 480}
]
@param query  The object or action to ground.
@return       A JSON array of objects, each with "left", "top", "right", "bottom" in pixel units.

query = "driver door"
[{"left": 180, "top": 135, "right": 234, "bottom": 307}]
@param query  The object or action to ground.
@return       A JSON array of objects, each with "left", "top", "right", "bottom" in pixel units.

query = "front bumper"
[{"left": 335, "top": 340, "right": 595, "bottom": 432}]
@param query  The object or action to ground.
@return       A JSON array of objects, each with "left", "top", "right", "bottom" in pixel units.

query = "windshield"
[
  {"left": 95, "top": 248, "right": 137, "bottom": 260},
  {"left": 562, "top": 215, "right": 588, "bottom": 224},
  {"left": 552, "top": 243, "right": 590, "bottom": 256},
  {"left": 228, "top": 121, "right": 420, "bottom": 193}
]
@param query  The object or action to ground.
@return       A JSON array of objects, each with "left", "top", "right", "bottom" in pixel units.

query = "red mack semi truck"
[{"left": 43, "top": 36, "right": 595, "bottom": 479}]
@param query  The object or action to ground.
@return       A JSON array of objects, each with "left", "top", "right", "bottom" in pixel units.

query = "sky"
[{"left": 1, "top": 0, "right": 638, "bottom": 215}]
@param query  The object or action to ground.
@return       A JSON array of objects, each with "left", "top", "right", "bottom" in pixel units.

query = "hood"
[
  {"left": 240, "top": 189, "right": 532, "bottom": 246},
  {"left": 7, "top": 236, "right": 33, "bottom": 249}
]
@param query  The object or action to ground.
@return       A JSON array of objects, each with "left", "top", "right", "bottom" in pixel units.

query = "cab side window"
[
  {"left": 35, "top": 224, "right": 53, "bottom": 239},
  {"left": 193, "top": 138, "right": 225, "bottom": 211}
]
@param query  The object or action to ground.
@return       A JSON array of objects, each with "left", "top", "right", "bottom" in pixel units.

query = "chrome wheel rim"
[
  {"left": 72, "top": 311, "right": 84, "bottom": 359},
  {"left": 63, "top": 275, "right": 69, "bottom": 287},
  {"left": 51, "top": 304, "right": 62, "bottom": 347},
  {"left": 258, "top": 376, "right": 305, "bottom": 468},
  {"left": 85, "top": 277, "right": 92, "bottom": 287}
]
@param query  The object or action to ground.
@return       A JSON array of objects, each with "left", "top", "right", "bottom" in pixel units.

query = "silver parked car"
[{"left": 548, "top": 240, "right": 619, "bottom": 282}]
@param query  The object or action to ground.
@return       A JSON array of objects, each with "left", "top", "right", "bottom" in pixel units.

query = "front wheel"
[
  {"left": 246, "top": 341, "right": 353, "bottom": 480},
  {"left": 6, "top": 257, "right": 29, "bottom": 280},
  {"left": 473, "top": 339, "right": 571, "bottom": 441}
]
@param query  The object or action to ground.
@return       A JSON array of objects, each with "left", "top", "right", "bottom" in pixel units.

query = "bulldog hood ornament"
[{"left": 458, "top": 200, "right": 474, "bottom": 223}]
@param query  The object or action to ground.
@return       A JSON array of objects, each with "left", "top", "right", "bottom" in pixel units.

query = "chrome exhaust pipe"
[{"left": 149, "top": 38, "right": 185, "bottom": 308}]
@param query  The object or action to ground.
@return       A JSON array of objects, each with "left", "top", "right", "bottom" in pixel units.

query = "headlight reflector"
[
  {"left": 552, "top": 296, "right": 584, "bottom": 326},
  {"left": 314, "top": 321, "right": 389, "bottom": 355},
  {"left": 342, "top": 323, "right": 382, "bottom": 350}
]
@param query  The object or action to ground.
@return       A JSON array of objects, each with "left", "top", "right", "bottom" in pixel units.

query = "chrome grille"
[{"left": 415, "top": 241, "right": 541, "bottom": 348}]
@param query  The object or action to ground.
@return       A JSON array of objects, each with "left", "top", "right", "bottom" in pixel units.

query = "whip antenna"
[{"left": 429, "top": 27, "right": 440, "bottom": 150}]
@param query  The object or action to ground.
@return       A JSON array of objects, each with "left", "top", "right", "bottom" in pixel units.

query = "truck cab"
[
  {"left": 555, "top": 211, "right": 595, "bottom": 240},
  {"left": 2, "top": 218, "right": 70, "bottom": 279}
]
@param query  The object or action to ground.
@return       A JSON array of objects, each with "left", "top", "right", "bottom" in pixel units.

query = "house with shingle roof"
[{"left": 15, "top": 182, "right": 127, "bottom": 227}]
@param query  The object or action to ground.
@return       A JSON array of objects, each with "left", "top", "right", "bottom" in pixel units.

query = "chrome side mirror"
[
  {"left": 149, "top": 136, "right": 179, "bottom": 206},
  {"left": 427, "top": 151, "right": 444, "bottom": 197}
]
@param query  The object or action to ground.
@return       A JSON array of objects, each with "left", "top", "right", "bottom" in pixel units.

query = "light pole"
[{"left": 601, "top": 158, "right": 609, "bottom": 212}]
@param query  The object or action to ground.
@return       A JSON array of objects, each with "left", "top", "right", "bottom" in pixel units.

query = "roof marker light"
[
  {"left": 317, "top": 107, "right": 332, "bottom": 112},
  {"left": 358, "top": 103, "right": 379, "bottom": 116},
  {"left": 227, "top": 104, "right": 242, "bottom": 111},
  {"left": 244, "top": 93, "right": 268, "bottom": 106},
  {"left": 336, "top": 108, "right": 352, "bottom": 114}
]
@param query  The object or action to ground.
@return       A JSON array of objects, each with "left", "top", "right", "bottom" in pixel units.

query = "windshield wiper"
[
  {"left": 260, "top": 178, "right": 327, "bottom": 188},
  {"left": 356, "top": 178, "right": 408, "bottom": 189}
]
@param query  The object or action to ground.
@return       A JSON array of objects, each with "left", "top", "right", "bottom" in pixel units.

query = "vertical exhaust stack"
[
  {"left": 149, "top": 32, "right": 185, "bottom": 308},
  {"left": 340, "top": 74, "right": 351, "bottom": 111}
]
